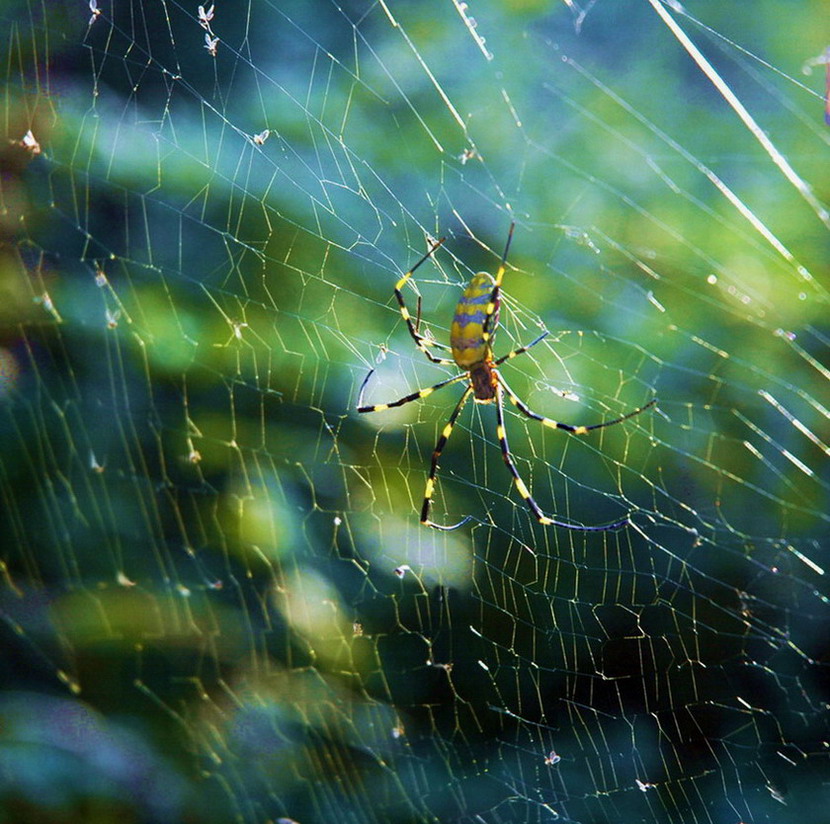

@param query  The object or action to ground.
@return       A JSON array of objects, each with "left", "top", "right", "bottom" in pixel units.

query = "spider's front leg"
[
  {"left": 393, "top": 237, "right": 456, "bottom": 366},
  {"left": 479, "top": 221, "right": 515, "bottom": 348}
]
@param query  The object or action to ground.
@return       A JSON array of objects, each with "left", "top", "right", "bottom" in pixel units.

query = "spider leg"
[
  {"left": 421, "top": 385, "right": 475, "bottom": 530},
  {"left": 494, "top": 331, "right": 550, "bottom": 366},
  {"left": 394, "top": 237, "right": 456, "bottom": 364},
  {"left": 498, "top": 374, "right": 657, "bottom": 433},
  {"left": 492, "top": 221, "right": 515, "bottom": 289},
  {"left": 494, "top": 383, "right": 630, "bottom": 531},
  {"left": 357, "top": 369, "right": 467, "bottom": 413},
  {"left": 481, "top": 222, "right": 516, "bottom": 345}
]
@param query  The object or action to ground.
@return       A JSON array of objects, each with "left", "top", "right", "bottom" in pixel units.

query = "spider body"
[
  {"left": 451, "top": 273, "right": 499, "bottom": 366},
  {"left": 357, "top": 224, "right": 656, "bottom": 531},
  {"left": 451, "top": 272, "right": 500, "bottom": 401}
]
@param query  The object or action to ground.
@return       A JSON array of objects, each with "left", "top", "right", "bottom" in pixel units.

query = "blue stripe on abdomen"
[
  {"left": 450, "top": 272, "right": 497, "bottom": 367},
  {"left": 453, "top": 309, "right": 488, "bottom": 326},
  {"left": 457, "top": 292, "right": 490, "bottom": 306}
]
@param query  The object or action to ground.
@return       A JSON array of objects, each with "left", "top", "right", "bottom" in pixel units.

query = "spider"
[{"left": 357, "top": 224, "right": 656, "bottom": 531}]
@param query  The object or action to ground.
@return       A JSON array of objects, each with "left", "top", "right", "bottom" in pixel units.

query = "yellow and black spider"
[{"left": 357, "top": 224, "right": 656, "bottom": 531}]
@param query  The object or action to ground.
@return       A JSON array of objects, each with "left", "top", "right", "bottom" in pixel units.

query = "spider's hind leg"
[
  {"left": 494, "top": 382, "right": 632, "bottom": 532},
  {"left": 420, "top": 385, "right": 475, "bottom": 530}
]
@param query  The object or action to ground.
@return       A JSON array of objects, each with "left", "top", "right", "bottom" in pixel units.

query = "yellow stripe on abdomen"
[{"left": 450, "top": 273, "right": 497, "bottom": 368}]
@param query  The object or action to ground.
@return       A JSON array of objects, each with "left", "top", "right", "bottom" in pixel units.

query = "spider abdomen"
[{"left": 450, "top": 272, "right": 499, "bottom": 369}]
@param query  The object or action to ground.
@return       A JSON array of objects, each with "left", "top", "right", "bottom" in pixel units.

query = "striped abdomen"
[{"left": 450, "top": 273, "right": 499, "bottom": 370}]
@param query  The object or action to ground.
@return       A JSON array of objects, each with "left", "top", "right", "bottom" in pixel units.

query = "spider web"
[{"left": 1, "top": 0, "right": 828, "bottom": 822}]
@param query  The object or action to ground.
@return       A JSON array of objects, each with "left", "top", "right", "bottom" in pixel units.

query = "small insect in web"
[{"left": 357, "top": 224, "right": 657, "bottom": 531}]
